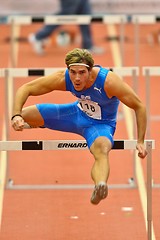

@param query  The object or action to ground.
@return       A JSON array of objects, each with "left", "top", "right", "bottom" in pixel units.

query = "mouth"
[{"left": 74, "top": 82, "right": 81, "bottom": 88}]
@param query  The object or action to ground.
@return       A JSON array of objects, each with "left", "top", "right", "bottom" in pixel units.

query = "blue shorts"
[{"left": 36, "top": 102, "right": 116, "bottom": 149}]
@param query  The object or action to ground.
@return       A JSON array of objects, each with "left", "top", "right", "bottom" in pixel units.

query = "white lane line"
[{"left": 107, "top": 24, "right": 156, "bottom": 240}]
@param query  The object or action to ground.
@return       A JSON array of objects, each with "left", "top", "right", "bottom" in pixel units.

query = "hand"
[
  {"left": 136, "top": 142, "right": 148, "bottom": 158},
  {"left": 11, "top": 115, "right": 25, "bottom": 131}
]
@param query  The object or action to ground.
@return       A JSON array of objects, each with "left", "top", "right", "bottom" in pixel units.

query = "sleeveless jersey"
[{"left": 65, "top": 66, "right": 119, "bottom": 127}]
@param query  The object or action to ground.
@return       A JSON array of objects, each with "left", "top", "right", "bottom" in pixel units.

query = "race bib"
[{"left": 78, "top": 98, "right": 101, "bottom": 119}]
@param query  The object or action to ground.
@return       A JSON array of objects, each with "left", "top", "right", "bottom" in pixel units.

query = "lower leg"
[
  {"left": 79, "top": 25, "right": 93, "bottom": 49},
  {"left": 90, "top": 136, "right": 111, "bottom": 185},
  {"left": 91, "top": 154, "right": 110, "bottom": 185},
  {"left": 89, "top": 137, "right": 112, "bottom": 204},
  {"left": 35, "top": 25, "right": 59, "bottom": 40},
  {"left": 90, "top": 154, "right": 110, "bottom": 204}
]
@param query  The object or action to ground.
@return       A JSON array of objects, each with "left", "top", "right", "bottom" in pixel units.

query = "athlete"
[{"left": 11, "top": 48, "right": 147, "bottom": 205}]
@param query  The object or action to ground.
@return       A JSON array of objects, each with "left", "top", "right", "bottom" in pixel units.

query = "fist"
[
  {"left": 136, "top": 143, "right": 148, "bottom": 159},
  {"left": 11, "top": 115, "right": 24, "bottom": 131}
]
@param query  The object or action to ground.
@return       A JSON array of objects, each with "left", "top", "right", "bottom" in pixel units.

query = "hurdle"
[
  {"left": 142, "top": 67, "right": 160, "bottom": 138},
  {"left": 0, "top": 139, "right": 155, "bottom": 240},
  {"left": 1, "top": 66, "right": 139, "bottom": 189},
  {"left": 4, "top": 14, "right": 160, "bottom": 67},
  {"left": 131, "top": 15, "right": 160, "bottom": 66},
  {"left": 5, "top": 14, "right": 128, "bottom": 67}
]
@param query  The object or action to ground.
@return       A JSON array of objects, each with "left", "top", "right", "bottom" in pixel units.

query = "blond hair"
[{"left": 65, "top": 48, "right": 94, "bottom": 70}]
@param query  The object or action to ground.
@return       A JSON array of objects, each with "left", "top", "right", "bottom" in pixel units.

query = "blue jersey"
[
  {"left": 36, "top": 66, "right": 119, "bottom": 148},
  {"left": 65, "top": 66, "right": 119, "bottom": 127}
]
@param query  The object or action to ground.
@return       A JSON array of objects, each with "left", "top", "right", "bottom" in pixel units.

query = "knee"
[{"left": 90, "top": 137, "right": 112, "bottom": 157}]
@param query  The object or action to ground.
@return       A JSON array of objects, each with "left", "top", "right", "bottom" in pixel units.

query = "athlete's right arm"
[{"left": 12, "top": 70, "right": 66, "bottom": 117}]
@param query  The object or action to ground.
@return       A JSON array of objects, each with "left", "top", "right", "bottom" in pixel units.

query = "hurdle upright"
[{"left": 0, "top": 139, "right": 155, "bottom": 240}]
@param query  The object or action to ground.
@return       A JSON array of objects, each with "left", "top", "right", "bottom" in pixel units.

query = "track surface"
[{"left": 0, "top": 22, "right": 160, "bottom": 239}]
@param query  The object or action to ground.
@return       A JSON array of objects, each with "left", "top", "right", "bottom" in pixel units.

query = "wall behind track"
[{"left": 0, "top": 0, "right": 160, "bottom": 15}]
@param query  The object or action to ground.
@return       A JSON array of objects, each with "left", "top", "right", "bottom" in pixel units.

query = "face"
[{"left": 68, "top": 65, "right": 90, "bottom": 91}]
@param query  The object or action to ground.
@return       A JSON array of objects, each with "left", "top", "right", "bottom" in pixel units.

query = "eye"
[
  {"left": 70, "top": 70, "right": 76, "bottom": 74},
  {"left": 79, "top": 70, "right": 86, "bottom": 74}
]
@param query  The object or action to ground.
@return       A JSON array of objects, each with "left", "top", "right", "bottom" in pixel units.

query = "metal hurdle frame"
[
  {"left": 5, "top": 14, "right": 128, "bottom": 67},
  {"left": 0, "top": 139, "right": 155, "bottom": 240},
  {"left": 1, "top": 66, "right": 139, "bottom": 189}
]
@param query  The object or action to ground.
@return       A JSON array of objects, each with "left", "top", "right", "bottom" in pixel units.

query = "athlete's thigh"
[
  {"left": 22, "top": 105, "right": 44, "bottom": 127},
  {"left": 83, "top": 123, "right": 115, "bottom": 149},
  {"left": 36, "top": 102, "right": 82, "bottom": 133}
]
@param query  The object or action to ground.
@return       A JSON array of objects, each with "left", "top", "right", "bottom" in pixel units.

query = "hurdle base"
[{"left": 6, "top": 178, "right": 137, "bottom": 190}]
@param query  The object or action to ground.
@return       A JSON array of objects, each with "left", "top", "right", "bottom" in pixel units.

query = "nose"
[{"left": 75, "top": 73, "right": 80, "bottom": 80}]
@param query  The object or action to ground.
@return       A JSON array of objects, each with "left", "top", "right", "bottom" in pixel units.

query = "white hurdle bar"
[
  {"left": 6, "top": 15, "right": 128, "bottom": 25},
  {"left": 0, "top": 139, "right": 155, "bottom": 240},
  {"left": 0, "top": 139, "right": 155, "bottom": 151},
  {"left": 0, "top": 66, "right": 139, "bottom": 77}
]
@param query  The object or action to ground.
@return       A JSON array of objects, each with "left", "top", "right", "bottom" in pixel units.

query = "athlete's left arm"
[{"left": 104, "top": 71, "right": 147, "bottom": 158}]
